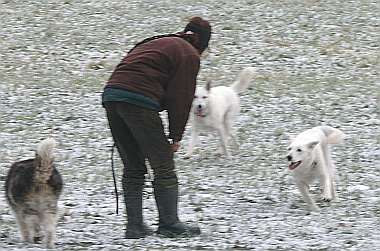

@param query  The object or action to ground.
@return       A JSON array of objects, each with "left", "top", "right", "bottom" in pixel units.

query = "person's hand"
[{"left": 171, "top": 141, "right": 180, "bottom": 152}]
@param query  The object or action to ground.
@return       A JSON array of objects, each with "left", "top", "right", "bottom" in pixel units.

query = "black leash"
[{"left": 111, "top": 142, "right": 119, "bottom": 214}]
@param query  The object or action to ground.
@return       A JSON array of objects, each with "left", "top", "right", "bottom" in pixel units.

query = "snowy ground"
[{"left": 0, "top": 0, "right": 379, "bottom": 250}]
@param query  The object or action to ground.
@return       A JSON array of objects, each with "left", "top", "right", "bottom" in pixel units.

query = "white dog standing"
[
  {"left": 185, "top": 67, "right": 256, "bottom": 158},
  {"left": 287, "top": 126, "right": 345, "bottom": 211}
]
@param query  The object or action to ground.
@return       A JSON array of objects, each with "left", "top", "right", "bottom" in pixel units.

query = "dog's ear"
[
  {"left": 307, "top": 141, "right": 319, "bottom": 149},
  {"left": 206, "top": 80, "right": 211, "bottom": 91},
  {"left": 283, "top": 132, "right": 295, "bottom": 142}
]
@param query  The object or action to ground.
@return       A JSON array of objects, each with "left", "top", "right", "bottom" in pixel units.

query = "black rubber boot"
[
  {"left": 122, "top": 177, "right": 153, "bottom": 239},
  {"left": 153, "top": 178, "right": 201, "bottom": 238}
]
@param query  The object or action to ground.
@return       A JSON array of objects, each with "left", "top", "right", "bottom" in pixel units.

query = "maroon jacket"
[{"left": 106, "top": 36, "right": 200, "bottom": 142}]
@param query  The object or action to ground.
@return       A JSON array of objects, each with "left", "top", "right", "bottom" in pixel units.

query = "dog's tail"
[
  {"left": 35, "top": 138, "right": 56, "bottom": 182},
  {"left": 320, "top": 126, "right": 345, "bottom": 144},
  {"left": 230, "top": 67, "right": 256, "bottom": 94}
]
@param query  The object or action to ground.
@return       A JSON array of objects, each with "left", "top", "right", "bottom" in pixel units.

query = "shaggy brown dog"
[{"left": 5, "top": 138, "right": 63, "bottom": 249}]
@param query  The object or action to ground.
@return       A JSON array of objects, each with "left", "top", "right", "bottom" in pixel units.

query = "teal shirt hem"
[{"left": 102, "top": 87, "right": 160, "bottom": 111}]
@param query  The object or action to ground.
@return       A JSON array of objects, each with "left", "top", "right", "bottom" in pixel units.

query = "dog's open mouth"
[
  {"left": 194, "top": 109, "right": 206, "bottom": 117},
  {"left": 288, "top": 161, "right": 302, "bottom": 170}
]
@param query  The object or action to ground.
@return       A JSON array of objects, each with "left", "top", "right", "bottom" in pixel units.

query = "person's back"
[{"left": 107, "top": 36, "right": 200, "bottom": 108}]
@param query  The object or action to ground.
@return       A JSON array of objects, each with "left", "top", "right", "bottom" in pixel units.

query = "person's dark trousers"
[
  {"left": 104, "top": 102, "right": 153, "bottom": 238},
  {"left": 104, "top": 102, "right": 200, "bottom": 238}
]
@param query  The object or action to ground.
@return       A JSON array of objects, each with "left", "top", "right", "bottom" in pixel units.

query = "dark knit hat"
[{"left": 184, "top": 17, "right": 211, "bottom": 52}]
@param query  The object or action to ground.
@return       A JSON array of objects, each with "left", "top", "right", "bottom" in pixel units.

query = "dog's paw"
[
  {"left": 33, "top": 236, "right": 42, "bottom": 243},
  {"left": 21, "top": 234, "right": 34, "bottom": 243},
  {"left": 216, "top": 152, "right": 231, "bottom": 159},
  {"left": 46, "top": 243, "right": 55, "bottom": 249},
  {"left": 183, "top": 154, "right": 191, "bottom": 159},
  {"left": 322, "top": 193, "right": 333, "bottom": 202}
]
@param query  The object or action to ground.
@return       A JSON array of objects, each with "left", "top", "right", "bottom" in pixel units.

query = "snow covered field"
[{"left": 0, "top": 0, "right": 379, "bottom": 250}]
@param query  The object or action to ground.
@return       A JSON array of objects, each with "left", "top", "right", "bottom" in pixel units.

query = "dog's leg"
[
  {"left": 296, "top": 181, "right": 319, "bottom": 211},
  {"left": 15, "top": 212, "right": 33, "bottom": 243},
  {"left": 320, "top": 147, "right": 337, "bottom": 201},
  {"left": 217, "top": 127, "right": 230, "bottom": 157},
  {"left": 184, "top": 129, "right": 199, "bottom": 159},
  {"left": 320, "top": 171, "right": 334, "bottom": 201},
  {"left": 29, "top": 215, "right": 41, "bottom": 243},
  {"left": 224, "top": 112, "right": 239, "bottom": 150},
  {"left": 34, "top": 223, "right": 42, "bottom": 243},
  {"left": 42, "top": 212, "right": 57, "bottom": 249},
  {"left": 329, "top": 164, "right": 337, "bottom": 200},
  {"left": 230, "top": 133, "right": 239, "bottom": 150},
  {"left": 331, "top": 178, "right": 337, "bottom": 200},
  {"left": 24, "top": 214, "right": 37, "bottom": 243},
  {"left": 226, "top": 124, "right": 239, "bottom": 150}
]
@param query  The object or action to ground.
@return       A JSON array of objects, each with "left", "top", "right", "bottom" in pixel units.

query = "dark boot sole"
[{"left": 157, "top": 228, "right": 201, "bottom": 238}]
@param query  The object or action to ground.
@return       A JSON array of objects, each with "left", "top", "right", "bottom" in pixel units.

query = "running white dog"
[
  {"left": 286, "top": 126, "right": 345, "bottom": 211},
  {"left": 185, "top": 67, "right": 256, "bottom": 158}
]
